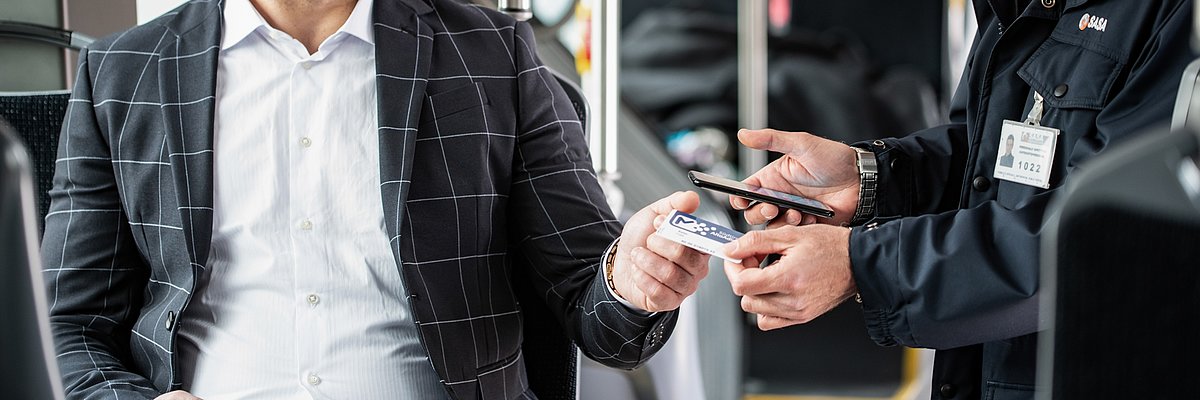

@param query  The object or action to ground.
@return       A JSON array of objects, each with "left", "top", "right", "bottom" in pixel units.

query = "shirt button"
[
  {"left": 1040, "top": 0, "right": 1055, "bottom": 8},
  {"left": 300, "top": 137, "right": 312, "bottom": 147},
  {"left": 300, "top": 220, "right": 313, "bottom": 230},
  {"left": 307, "top": 374, "right": 321, "bottom": 386},
  {"left": 972, "top": 176, "right": 991, "bottom": 191},
  {"left": 301, "top": 61, "right": 313, "bottom": 70},
  {"left": 939, "top": 383, "right": 957, "bottom": 398},
  {"left": 1053, "top": 83, "right": 1069, "bottom": 98},
  {"left": 307, "top": 294, "right": 320, "bottom": 306}
]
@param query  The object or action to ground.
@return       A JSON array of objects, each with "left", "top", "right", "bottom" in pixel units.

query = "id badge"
[{"left": 993, "top": 120, "right": 1059, "bottom": 189}]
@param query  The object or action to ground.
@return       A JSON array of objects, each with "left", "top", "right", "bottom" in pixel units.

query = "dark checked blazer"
[{"left": 40, "top": 0, "right": 676, "bottom": 398}]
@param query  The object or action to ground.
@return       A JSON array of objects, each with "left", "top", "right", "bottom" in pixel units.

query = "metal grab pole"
[
  {"left": 738, "top": 0, "right": 769, "bottom": 176},
  {"left": 583, "top": 0, "right": 624, "bottom": 213},
  {"left": 497, "top": 0, "right": 532, "bottom": 21}
]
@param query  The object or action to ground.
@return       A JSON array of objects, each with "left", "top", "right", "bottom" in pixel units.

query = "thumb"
[
  {"left": 737, "top": 128, "right": 813, "bottom": 154},
  {"left": 723, "top": 227, "right": 798, "bottom": 259},
  {"left": 648, "top": 191, "right": 700, "bottom": 216}
]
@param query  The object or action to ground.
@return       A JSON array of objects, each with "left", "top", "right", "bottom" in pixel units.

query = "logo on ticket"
[
  {"left": 657, "top": 210, "right": 744, "bottom": 263},
  {"left": 669, "top": 214, "right": 740, "bottom": 242}
]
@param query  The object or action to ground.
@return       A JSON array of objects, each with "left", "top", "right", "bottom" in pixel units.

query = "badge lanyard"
[
  {"left": 1025, "top": 92, "right": 1046, "bottom": 126},
  {"left": 993, "top": 91, "right": 1061, "bottom": 189}
]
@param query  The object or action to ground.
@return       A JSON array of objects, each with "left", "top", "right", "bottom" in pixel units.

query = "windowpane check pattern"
[{"left": 41, "top": 0, "right": 677, "bottom": 399}]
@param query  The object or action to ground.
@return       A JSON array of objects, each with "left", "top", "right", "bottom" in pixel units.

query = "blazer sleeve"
[
  {"left": 40, "top": 47, "right": 158, "bottom": 399},
  {"left": 506, "top": 21, "right": 677, "bottom": 370},
  {"left": 848, "top": 6, "right": 1193, "bottom": 350}
]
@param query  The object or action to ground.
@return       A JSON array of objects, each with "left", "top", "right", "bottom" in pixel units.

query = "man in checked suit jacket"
[{"left": 42, "top": 0, "right": 712, "bottom": 399}]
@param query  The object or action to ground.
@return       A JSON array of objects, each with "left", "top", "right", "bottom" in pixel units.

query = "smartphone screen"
[{"left": 688, "top": 170, "right": 834, "bottom": 218}]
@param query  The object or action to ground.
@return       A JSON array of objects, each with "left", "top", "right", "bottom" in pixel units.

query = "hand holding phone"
[{"left": 688, "top": 170, "right": 835, "bottom": 218}]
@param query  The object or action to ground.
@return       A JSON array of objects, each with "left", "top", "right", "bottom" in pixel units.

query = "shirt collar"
[
  {"left": 221, "top": 0, "right": 375, "bottom": 50},
  {"left": 221, "top": 0, "right": 265, "bottom": 50},
  {"left": 340, "top": 0, "right": 375, "bottom": 45}
]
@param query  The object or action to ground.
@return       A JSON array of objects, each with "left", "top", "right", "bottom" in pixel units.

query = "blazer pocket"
[
  {"left": 477, "top": 350, "right": 529, "bottom": 400},
  {"left": 420, "top": 82, "right": 490, "bottom": 126}
]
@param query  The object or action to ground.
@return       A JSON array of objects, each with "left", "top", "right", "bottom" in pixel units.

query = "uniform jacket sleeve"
[
  {"left": 849, "top": 6, "right": 1193, "bottom": 350},
  {"left": 506, "top": 22, "right": 676, "bottom": 369}
]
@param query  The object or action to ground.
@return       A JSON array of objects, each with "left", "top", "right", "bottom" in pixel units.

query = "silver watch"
[{"left": 850, "top": 147, "right": 878, "bottom": 225}]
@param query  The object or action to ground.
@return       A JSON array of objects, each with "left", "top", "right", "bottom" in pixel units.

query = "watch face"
[
  {"left": 532, "top": 0, "right": 575, "bottom": 28},
  {"left": 854, "top": 148, "right": 877, "bottom": 170}
]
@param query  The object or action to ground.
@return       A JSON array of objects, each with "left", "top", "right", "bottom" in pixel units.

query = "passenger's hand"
[
  {"left": 612, "top": 191, "right": 711, "bottom": 312},
  {"left": 155, "top": 391, "right": 203, "bottom": 400},
  {"left": 722, "top": 224, "right": 856, "bottom": 330},
  {"left": 731, "top": 129, "right": 860, "bottom": 227}
]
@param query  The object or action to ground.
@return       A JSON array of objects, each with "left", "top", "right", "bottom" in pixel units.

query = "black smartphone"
[{"left": 688, "top": 170, "right": 835, "bottom": 219}]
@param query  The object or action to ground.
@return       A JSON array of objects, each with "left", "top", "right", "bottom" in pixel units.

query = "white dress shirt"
[{"left": 176, "top": 1, "right": 448, "bottom": 398}]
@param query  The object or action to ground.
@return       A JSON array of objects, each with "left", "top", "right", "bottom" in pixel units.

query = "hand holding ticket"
[
  {"left": 656, "top": 210, "right": 745, "bottom": 263},
  {"left": 611, "top": 192, "right": 712, "bottom": 313}
]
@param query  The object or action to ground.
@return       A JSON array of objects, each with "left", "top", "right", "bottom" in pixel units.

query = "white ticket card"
[{"left": 655, "top": 210, "right": 744, "bottom": 263}]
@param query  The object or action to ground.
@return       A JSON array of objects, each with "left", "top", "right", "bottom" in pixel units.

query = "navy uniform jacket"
[{"left": 848, "top": 0, "right": 1194, "bottom": 399}]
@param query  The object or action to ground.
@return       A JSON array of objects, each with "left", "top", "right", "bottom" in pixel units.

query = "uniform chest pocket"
[
  {"left": 996, "top": 38, "right": 1125, "bottom": 209},
  {"left": 1017, "top": 36, "right": 1124, "bottom": 112}
]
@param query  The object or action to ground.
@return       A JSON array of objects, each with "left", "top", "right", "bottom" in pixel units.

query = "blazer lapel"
[
  {"left": 158, "top": 0, "right": 222, "bottom": 269},
  {"left": 374, "top": 0, "right": 434, "bottom": 257}
]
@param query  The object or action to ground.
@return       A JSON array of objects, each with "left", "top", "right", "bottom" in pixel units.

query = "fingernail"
[
  {"left": 723, "top": 240, "right": 738, "bottom": 254},
  {"left": 761, "top": 207, "right": 777, "bottom": 219},
  {"left": 653, "top": 215, "right": 665, "bottom": 228},
  {"left": 787, "top": 212, "right": 802, "bottom": 225}
]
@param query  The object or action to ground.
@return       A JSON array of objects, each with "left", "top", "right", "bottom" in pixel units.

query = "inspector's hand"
[
  {"left": 612, "top": 191, "right": 711, "bottom": 312},
  {"left": 722, "top": 224, "right": 856, "bottom": 330},
  {"left": 155, "top": 391, "right": 203, "bottom": 400},
  {"left": 731, "top": 129, "right": 860, "bottom": 227}
]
